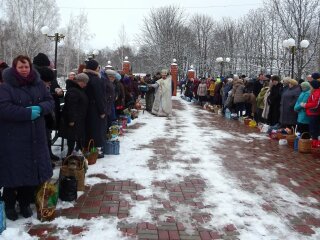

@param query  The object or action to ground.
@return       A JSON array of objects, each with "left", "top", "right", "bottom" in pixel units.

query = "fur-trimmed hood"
[
  {"left": 2, "top": 67, "right": 42, "bottom": 87},
  {"left": 83, "top": 68, "right": 100, "bottom": 78}
]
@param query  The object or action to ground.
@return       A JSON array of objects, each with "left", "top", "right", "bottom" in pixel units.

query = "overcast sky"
[{"left": 56, "top": 0, "right": 264, "bottom": 50}]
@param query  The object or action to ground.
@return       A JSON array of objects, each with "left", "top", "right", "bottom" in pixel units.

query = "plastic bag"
[
  {"left": 279, "top": 139, "right": 288, "bottom": 145},
  {"left": 0, "top": 188, "right": 5, "bottom": 234}
]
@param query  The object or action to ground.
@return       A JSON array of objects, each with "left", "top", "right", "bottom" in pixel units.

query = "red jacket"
[{"left": 305, "top": 89, "right": 320, "bottom": 116}]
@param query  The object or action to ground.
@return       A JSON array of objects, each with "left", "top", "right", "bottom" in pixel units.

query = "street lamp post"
[
  {"left": 216, "top": 57, "right": 231, "bottom": 77},
  {"left": 41, "top": 26, "right": 65, "bottom": 69},
  {"left": 283, "top": 38, "right": 309, "bottom": 79}
]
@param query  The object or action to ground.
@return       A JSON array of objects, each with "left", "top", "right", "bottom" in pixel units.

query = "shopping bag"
[
  {"left": 35, "top": 181, "right": 59, "bottom": 222},
  {"left": 0, "top": 188, "right": 6, "bottom": 234},
  {"left": 59, "top": 176, "right": 77, "bottom": 202},
  {"left": 60, "top": 155, "right": 86, "bottom": 191}
]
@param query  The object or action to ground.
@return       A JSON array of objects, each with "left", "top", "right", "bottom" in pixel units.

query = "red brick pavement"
[{"left": 26, "top": 99, "right": 320, "bottom": 239}]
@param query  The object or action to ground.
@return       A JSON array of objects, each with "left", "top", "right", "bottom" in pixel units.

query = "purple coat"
[{"left": 0, "top": 68, "right": 54, "bottom": 187}]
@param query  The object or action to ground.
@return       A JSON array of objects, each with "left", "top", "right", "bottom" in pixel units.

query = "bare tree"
[
  {"left": 272, "top": 0, "right": 320, "bottom": 79},
  {"left": 190, "top": 14, "right": 215, "bottom": 76},
  {"left": 140, "top": 5, "right": 187, "bottom": 71},
  {"left": 3, "top": 0, "right": 60, "bottom": 58}
]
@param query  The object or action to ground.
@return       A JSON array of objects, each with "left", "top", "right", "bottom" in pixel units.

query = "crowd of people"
[
  {"left": 1, "top": 52, "right": 319, "bottom": 222},
  {"left": 0, "top": 53, "right": 172, "bottom": 221},
  {"left": 180, "top": 73, "right": 320, "bottom": 146}
]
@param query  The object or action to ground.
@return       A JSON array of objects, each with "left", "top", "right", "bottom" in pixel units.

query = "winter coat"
[
  {"left": 60, "top": 80, "right": 88, "bottom": 141},
  {"left": 279, "top": 85, "right": 301, "bottom": 125},
  {"left": 256, "top": 87, "right": 269, "bottom": 109},
  {"left": 232, "top": 79, "right": 245, "bottom": 103},
  {"left": 294, "top": 89, "right": 310, "bottom": 124},
  {"left": 222, "top": 82, "right": 233, "bottom": 105},
  {"left": 262, "top": 89, "right": 271, "bottom": 120},
  {"left": 114, "top": 80, "right": 125, "bottom": 109},
  {"left": 208, "top": 82, "right": 215, "bottom": 96},
  {"left": 84, "top": 69, "right": 107, "bottom": 147},
  {"left": 197, "top": 83, "right": 207, "bottom": 97},
  {"left": 184, "top": 80, "right": 194, "bottom": 98},
  {"left": 305, "top": 89, "right": 320, "bottom": 116},
  {"left": 0, "top": 68, "right": 54, "bottom": 187},
  {"left": 104, "top": 77, "right": 115, "bottom": 116},
  {"left": 267, "top": 83, "right": 282, "bottom": 126},
  {"left": 253, "top": 80, "right": 263, "bottom": 97},
  {"left": 213, "top": 82, "right": 222, "bottom": 105}
]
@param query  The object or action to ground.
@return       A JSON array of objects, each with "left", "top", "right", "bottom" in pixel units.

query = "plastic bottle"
[
  {"left": 225, "top": 108, "right": 231, "bottom": 119},
  {"left": 294, "top": 133, "right": 300, "bottom": 151}
]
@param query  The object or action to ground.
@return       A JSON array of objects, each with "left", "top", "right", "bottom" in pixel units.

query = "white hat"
[{"left": 105, "top": 69, "right": 117, "bottom": 76}]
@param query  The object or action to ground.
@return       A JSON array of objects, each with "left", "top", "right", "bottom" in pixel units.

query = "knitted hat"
[
  {"left": 310, "top": 80, "right": 320, "bottom": 89},
  {"left": 85, "top": 59, "right": 99, "bottom": 70},
  {"left": 311, "top": 72, "right": 320, "bottom": 80},
  {"left": 300, "top": 81, "right": 310, "bottom": 91},
  {"left": 33, "top": 53, "right": 50, "bottom": 67}
]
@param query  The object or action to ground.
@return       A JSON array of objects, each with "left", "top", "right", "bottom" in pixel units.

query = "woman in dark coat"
[
  {"left": 84, "top": 59, "right": 107, "bottom": 153},
  {"left": 267, "top": 75, "right": 282, "bottom": 126},
  {"left": 0, "top": 55, "right": 54, "bottom": 220},
  {"left": 61, "top": 73, "right": 89, "bottom": 156},
  {"left": 279, "top": 79, "right": 301, "bottom": 127}
]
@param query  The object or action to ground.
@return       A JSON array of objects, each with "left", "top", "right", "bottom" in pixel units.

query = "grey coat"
[{"left": 279, "top": 85, "right": 301, "bottom": 125}]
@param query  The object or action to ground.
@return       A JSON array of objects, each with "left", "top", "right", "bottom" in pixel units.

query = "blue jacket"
[{"left": 294, "top": 89, "right": 311, "bottom": 124}]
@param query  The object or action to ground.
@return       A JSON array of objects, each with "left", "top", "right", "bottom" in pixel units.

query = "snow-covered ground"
[{"left": 2, "top": 96, "right": 320, "bottom": 240}]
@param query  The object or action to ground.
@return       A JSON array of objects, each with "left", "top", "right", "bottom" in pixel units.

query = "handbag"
[
  {"left": 59, "top": 176, "right": 77, "bottom": 202},
  {"left": 0, "top": 188, "right": 6, "bottom": 234},
  {"left": 60, "top": 155, "right": 85, "bottom": 191},
  {"left": 35, "top": 181, "right": 59, "bottom": 222}
]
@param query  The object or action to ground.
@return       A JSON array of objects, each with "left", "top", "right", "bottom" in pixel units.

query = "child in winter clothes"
[{"left": 300, "top": 80, "right": 320, "bottom": 146}]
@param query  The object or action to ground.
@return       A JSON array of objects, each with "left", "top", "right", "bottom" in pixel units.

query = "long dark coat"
[
  {"left": 279, "top": 85, "right": 301, "bottom": 126},
  {"left": 0, "top": 68, "right": 54, "bottom": 187},
  {"left": 60, "top": 80, "right": 88, "bottom": 141},
  {"left": 84, "top": 70, "right": 107, "bottom": 147},
  {"left": 267, "top": 83, "right": 282, "bottom": 126}
]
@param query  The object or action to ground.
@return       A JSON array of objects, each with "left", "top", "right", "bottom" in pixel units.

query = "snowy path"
[{"left": 3, "top": 97, "right": 320, "bottom": 240}]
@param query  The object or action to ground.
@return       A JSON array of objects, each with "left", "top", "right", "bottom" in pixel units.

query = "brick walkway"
[{"left": 25, "top": 98, "right": 320, "bottom": 239}]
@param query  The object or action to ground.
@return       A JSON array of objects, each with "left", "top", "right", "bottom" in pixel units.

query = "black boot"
[
  {"left": 5, "top": 207, "right": 18, "bottom": 221},
  {"left": 50, "top": 152, "right": 60, "bottom": 161},
  {"left": 20, "top": 205, "right": 33, "bottom": 218}
]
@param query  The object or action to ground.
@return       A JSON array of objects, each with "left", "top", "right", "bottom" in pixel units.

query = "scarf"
[{"left": 12, "top": 67, "right": 36, "bottom": 86}]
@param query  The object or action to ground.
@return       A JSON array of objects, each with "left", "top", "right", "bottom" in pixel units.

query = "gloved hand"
[
  {"left": 27, "top": 105, "right": 42, "bottom": 112},
  {"left": 31, "top": 109, "right": 41, "bottom": 120}
]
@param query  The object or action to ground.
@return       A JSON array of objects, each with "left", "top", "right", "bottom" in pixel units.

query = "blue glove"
[
  {"left": 31, "top": 109, "right": 40, "bottom": 120},
  {"left": 27, "top": 105, "right": 42, "bottom": 112}
]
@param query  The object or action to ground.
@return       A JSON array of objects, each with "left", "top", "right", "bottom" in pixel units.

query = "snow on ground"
[{"left": 3, "top": 96, "right": 320, "bottom": 239}]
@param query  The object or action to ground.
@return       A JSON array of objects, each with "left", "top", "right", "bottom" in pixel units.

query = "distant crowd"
[{"left": 179, "top": 73, "right": 320, "bottom": 147}]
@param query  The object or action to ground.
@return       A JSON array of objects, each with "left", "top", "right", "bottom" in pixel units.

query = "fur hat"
[
  {"left": 33, "top": 53, "right": 50, "bottom": 67},
  {"left": 311, "top": 72, "right": 320, "bottom": 80},
  {"left": 105, "top": 69, "right": 117, "bottom": 76},
  {"left": 85, "top": 59, "right": 99, "bottom": 70},
  {"left": 288, "top": 79, "right": 298, "bottom": 86},
  {"left": 75, "top": 73, "right": 89, "bottom": 83},
  {"left": 310, "top": 80, "right": 320, "bottom": 89}
]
